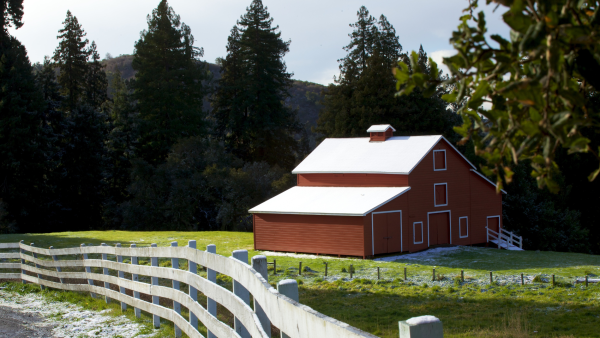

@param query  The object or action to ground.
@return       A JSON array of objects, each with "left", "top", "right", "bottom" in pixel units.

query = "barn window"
[
  {"left": 434, "top": 183, "right": 448, "bottom": 206},
  {"left": 413, "top": 222, "right": 424, "bottom": 244},
  {"left": 459, "top": 216, "right": 468, "bottom": 238},
  {"left": 433, "top": 150, "right": 446, "bottom": 171}
]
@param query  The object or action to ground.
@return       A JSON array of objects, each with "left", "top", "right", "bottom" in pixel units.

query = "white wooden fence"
[{"left": 0, "top": 241, "right": 379, "bottom": 338}]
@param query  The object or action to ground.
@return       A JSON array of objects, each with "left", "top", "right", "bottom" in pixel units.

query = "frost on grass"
[{"left": 0, "top": 290, "right": 157, "bottom": 337}]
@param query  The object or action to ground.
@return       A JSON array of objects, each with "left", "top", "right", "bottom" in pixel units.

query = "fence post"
[
  {"left": 188, "top": 240, "right": 198, "bottom": 330},
  {"left": 116, "top": 243, "right": 126, "bottom": 311},
  {"left": 232, "top": 249, "right": 251, "bottom": 338},
  {"left": 404, "top": 267, "right": 407, "bottom": 281},
  {"left": 207, "top": 244, "right": 217, "bottom": 338},
  {"left": 461, "top": 270, "right": 464, "bottom": 282},
  {"left": 277, "top": 279, "right": 299, "bottom": 338},
  {"left": 432, "top": 268, "right": 435, "bottom": 282},
  {"left": 489, "top": 271, "right": 493, "bottom": 284},
  {"left": 171, "top": 242, "right": 181, "bottom": 338},
  {"left": 81, "top": 244, "right": 95, "bottom": 298},
  {"left": 299, "top": 261, "right": 302, "bottom": 276},
  {"left": 151, "top": 243, "right": 160, "bottom": 328},
  {"left": 19, "top": 240, "right": 26, "bottom": 284},
  {"left": 31, "top": 243, "right": 44, "bottom": 290},
  {"left": 350, "top": 264, "right": 353, "bottom": 279},
  {"left": 101, "top": 243, "right": 110, "bottom": 303},
  {"left": 377, "top": 267, "right": 380, "bottom": 280},
  {"left": 49, "top": 246, "right": 64, "bottom": 284},
  {"left": 521, "top": 273, "right": 524, "bottom": 286},
  {"left": 130, "top": 243, "right": 140, "bottom": 318},
  {"left": 252, "top": 255, "right": 272, "bottom": 337},
  {"left": 324, "top": 262, "right": 328, "bottom": 277}
]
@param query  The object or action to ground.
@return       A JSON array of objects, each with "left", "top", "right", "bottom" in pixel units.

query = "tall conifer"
[
  {"left": 0, "top": 1, "right": 48, "bottom": 232},
  {"left": 86, "top": 41, "right": 108, "bottom": 109},
  {"left": 103, "top": 71, "right": 137, "bottom": 227},
  {"left": 212, "top": 0, "right": 300, "bottom": 169},
  {"left": 53, "top": 10, "right": 90, "bottom": 111},
  {"left": 317, "top": 7, "right": 457, "bottom": 139},
  {"left": 132, "top": 0, "right": 209, "bottom": 164}
]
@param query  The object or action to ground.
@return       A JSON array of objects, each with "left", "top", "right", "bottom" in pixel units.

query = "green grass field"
[{"left": 1, "top": 231, "right": 599, "bottom": 338}]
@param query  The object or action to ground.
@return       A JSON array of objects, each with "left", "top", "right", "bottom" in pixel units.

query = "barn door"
[
  {"left": 386, "top": 212, "right": 402, "bottom": 253},
  {"left": 487, "top": 216, "right": 500, "bottom": 233},
  {"left": 429, "top": 212, "right": 450, "bottom": 245},
  {"left": 372, "top": 211, "right": 402, "bottom": 255},
  {"left": 373, "top": 213, "right": 388, "bottom": 255}
]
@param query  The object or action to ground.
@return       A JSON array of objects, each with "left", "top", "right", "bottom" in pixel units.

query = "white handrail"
[{"left": 487, "top": 227, "right": 522, "bottom": 249}]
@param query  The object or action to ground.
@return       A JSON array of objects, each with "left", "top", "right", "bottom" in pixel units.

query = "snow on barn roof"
[
  {"left": 249, "top": 186, "right": 411, "bottom": 216},
  {"left": 293, "top": 135, "right": 474, "bottom": 175},
  {"left": 367, "top": 124, "right": 396, "bottom": 133}
]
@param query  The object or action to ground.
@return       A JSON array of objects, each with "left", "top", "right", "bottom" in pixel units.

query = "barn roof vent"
[{"left": 367, "top": 124, "right": 396, "bottom": 142}]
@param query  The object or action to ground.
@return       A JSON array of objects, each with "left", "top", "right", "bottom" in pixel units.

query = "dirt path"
[
  {"left": 0, "top": 288, "right": 156, "bottom": 338},
  {"left": 0, "top": 304, "right": 55, "bottom": 337}
]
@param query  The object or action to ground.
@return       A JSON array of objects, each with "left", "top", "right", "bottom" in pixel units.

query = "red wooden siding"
[
  {"left": 254, "top": 214, "right": 365, "bottom": 257},
  {"left": 470, "top": 172, "right": 502, "bottom": 244},
  {"left": 364, "top": 192, "right": 409, "bottom": 257},
  {"left": 405, "top": 138, "right": 503, "bottom": 252},
  {"left": 297, "top": 173, "right": 409, "bottom": 187},
  {"left": 369, "top": 129, "right": 394, "bottom": 141}
]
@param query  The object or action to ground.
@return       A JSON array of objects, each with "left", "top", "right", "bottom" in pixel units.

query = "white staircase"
[{"left": 487, "top": 226, "right": 523, "bottom": 251}]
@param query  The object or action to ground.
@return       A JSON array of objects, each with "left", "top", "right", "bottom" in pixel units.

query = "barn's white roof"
[
  {"left": 293, "top": 135, "right": 473, "bottom": 175},
  {"left": 367, "top": 124, "right": 396, "bottom": 133},
  {"left": 249, "top": 186, "right": 411, "bottom": 216}
]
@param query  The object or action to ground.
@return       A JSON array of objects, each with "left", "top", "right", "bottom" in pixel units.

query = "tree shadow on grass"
[{"left": 298, "top": 284, "right": 599, "bottom": 338}]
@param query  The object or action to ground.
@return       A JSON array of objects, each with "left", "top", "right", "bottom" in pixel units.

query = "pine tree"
[
  {"left": 53, "top": 10, "right": 90, "bottom": 111},
  {"left": 375, "top": 15, "right": 402, "bottom": 66},
  {"left": 132, "top": 0, "right": 210, "bottom": 164},
  {"left": 343, "top": 6, "right": 377, "bottom": 73},
  {"left": 1, "top": 0, "right": 24, "bottom": 34},
  {"left": 316, "top": 7, "right": 458, "bottom": 140},
  {"left": 86, "top": 41, "right": 108, "bottom": 109},
  {"left": 0, "top": 3, "right": 48, "bottom": 232},
  {"left": 103, "top": 71, "right": 138, "bottom": 227},
  {"left": 212, "top": 25, "right": 243, "bottom": 145},
  {"left": 212, "top": 0, "right": 300, "bottom": 169},
  {"left": 55, "top": 104, "right": 107, "bottom": 231}
]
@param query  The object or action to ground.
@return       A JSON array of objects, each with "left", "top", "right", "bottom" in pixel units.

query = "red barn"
[{"left": 249, "top": 125, "right": 508, "bottom": 258}]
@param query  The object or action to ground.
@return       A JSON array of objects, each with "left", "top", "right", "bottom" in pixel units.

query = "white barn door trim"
[{"left": 371, "top": 210, "right": 403, "bottom": 256}]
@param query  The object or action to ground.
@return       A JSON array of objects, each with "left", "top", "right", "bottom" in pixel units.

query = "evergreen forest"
[{"left": 1, "top": 0, "right": 599, "bottom": 254}]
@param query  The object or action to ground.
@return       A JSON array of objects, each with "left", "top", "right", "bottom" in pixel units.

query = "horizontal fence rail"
[{"left": 0, "top": 241, "right": 378, "bottom": 338}]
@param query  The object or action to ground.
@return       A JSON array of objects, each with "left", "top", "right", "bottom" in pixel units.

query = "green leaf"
[
  {"left": 503, "top": 11, "right": 532, "bottom": 32},
  {"left": 589, "top": 168, "right": 600, "bottom": 181},
  {"left": 442, "top": 92, "right": 458, "bottom": 103}
]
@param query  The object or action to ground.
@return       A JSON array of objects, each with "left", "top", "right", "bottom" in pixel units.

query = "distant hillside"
[{"left": 101, "top": 55, "right": 325, "bottom": 134}]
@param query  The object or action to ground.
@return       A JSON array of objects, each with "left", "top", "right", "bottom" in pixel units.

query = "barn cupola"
[{"left": 367, "top": 124, "right": 396, "bottom": 142}]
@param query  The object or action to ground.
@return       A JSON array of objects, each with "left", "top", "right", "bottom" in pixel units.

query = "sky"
[{"left": 8, "top": 0, "right": 510, "bottom": 85}]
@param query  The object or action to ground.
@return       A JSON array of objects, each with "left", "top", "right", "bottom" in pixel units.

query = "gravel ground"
[{"left": 0, "top": 288, "right": 157, "bottom": 337}]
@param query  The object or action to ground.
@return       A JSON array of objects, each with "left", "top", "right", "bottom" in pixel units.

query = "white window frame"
[
  {"left": 487, "top": 215, "right": 501, "bottom": 232},
  {"left": 413, "top": 221, "right": 424, "bottom": 244},
  {"left": 434, "top": 183, "right": 448, "bottom": 207},
  {"left": 427, "top": 210, "right": 452, "bottom": 246},
  {"left": 459, "top": 216, "right": 469, "bottom": 238},
  {"left": 433, "top": 149, "right": 447, "bottom": 171},
  {"left": 371, "top": 210, "right": 403, "bottom": 256}
]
